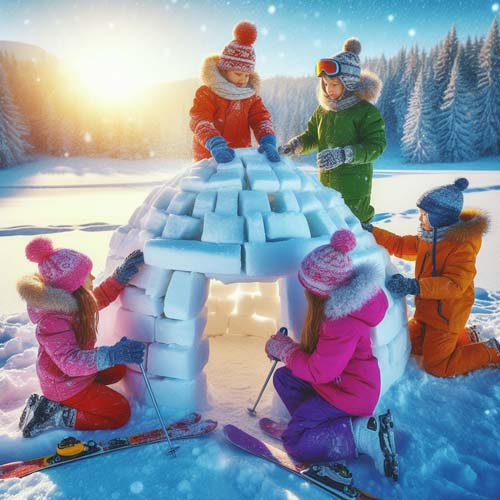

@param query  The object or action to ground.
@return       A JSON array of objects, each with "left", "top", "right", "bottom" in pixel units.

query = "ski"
[
  {"left": 223, "top": 424, "right": 379, "bottom": 500},
  {"left": 1, "top": 413, "right": 217, "bottom": 480}
]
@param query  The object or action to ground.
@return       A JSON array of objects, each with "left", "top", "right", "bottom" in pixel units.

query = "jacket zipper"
[
  {"left": 418, "top": 251, "right": 449, "bottom": 324},
  {"left": 418, "top": 252, "right": 430, "bottom": 279}
]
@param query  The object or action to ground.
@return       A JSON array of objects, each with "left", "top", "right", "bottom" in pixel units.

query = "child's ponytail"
[
  {"left": 72, "top": 287, "right": 99, "bottom": 347},
  {"left": 301, "top": 290, "right": 327, "bottom": 353}
]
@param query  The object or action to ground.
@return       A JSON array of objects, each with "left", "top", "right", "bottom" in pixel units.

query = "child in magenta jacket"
[
  {"left": 265, "top": 229, "right": 398, "bottom": 479},
  {"left": 16, "top": 237, "right": 145, "bottom": 438},
  {"left": 189, "top": 21, "right": 279, "bottom": 163}
]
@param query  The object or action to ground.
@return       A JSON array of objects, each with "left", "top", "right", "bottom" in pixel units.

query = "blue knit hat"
[{"left": 417, "top": 178, "right": 469, "bottom": 228}]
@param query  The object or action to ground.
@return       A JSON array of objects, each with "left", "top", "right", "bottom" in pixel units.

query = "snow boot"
[
  {"left": 19, "top": 393, "right": 41, "bottom": 430},
  {"left": 485, "top": 338, "right": 500, "bottom": 367},
  {"left": 457, "top": 325, "right": 482, "bottom": 345},
  {"left": 21, "top": 395, "right": 77, "bottom": 438},
  {"left": 352, "top": 409, "right": 399, "bottom": 481}
]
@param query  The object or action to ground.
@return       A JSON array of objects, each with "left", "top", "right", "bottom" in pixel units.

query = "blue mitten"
[
  {"left": 205, "top": 136, "right": 235, "bottom": 163},
  {"left": 317, "top": 147, "right": 347, "bottom": 171},
  {"left": 96, "top": 337, "right": 146, "bottom": 370},
  {"left": 113, "top": 250, "right": 144, "bottom": 285},
  {"left": 258, "top": 134, "right": 280, "bottom": 162},
  {"left": 386, "top": 274, "right": 420, "bottom": 297}
]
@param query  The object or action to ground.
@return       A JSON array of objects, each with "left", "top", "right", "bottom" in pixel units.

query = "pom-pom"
[
  {"left": 454, "top": 178, "right": 469, "bottom": 191},
  {"left": 330, "top": 229, "right": 356, "bottom": 253},
  {"left": 233, "top": 21, "right": 257, "bottom": 45},
  {"left": 343, "top": 38, "right": 361, "bottom": 55},
  {"left": 25, "top": 237, "right": 54, "bottom": 264}
]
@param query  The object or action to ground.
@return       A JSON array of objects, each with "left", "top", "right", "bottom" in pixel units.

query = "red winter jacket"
[{"left": 190, "top": 55, "right": 274, "bottom": 161}]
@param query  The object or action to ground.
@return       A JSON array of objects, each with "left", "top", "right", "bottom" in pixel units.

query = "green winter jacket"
[{"left": 298, "top": 74, "right": 386, "bottom": 222}]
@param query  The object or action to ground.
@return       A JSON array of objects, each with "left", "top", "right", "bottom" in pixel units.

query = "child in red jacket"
[{"left": 189, "top": 21, "right": 280, "bottom": 163}]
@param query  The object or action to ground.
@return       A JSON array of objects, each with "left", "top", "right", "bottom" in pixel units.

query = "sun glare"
[{"left": 71, "top": 45, "right": 153, "bottom": 102}]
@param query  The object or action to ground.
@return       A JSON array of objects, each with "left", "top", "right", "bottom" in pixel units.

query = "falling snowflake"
[
  {"left": 278, "top": 33, "right": 286, "bottom": 42},
  {"left": 492, "top": 3, "right": 499, "bottom": 12},
  {"left": 408, "top": 28, "right": 416, "bottom": 37},
  {"left": 268, "top": 5, "right": 276, "bottom": 14},
  {"left": 24, "top": 19, "right": 30, "bottom": 25},
  {"left": 336, "top": 20, "right": 346, "bottom": 31},
  {"left": 261, "top": 27, "right": 269, "bottom": 36},
  {"left": 387, "top": 14, "right": 395, "bottom": 22},
  {"left": 200, "top": 24, "right": 207, "bottom": 32}
]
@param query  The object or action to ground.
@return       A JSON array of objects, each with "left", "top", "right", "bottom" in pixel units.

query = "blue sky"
[{"left": 0, "top": 0, "right": 498, "bottom": 84}]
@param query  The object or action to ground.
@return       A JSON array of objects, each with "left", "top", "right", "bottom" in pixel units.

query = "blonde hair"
[
  {"left": 72, "top": 286, "right": 99, "bottom": 347},
  {"left": 300, "top": 290, "right": 327, "bottom": 353}
]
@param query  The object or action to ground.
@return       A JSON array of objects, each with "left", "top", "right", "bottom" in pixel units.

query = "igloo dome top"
[{"left": 119, "top": 148, "right": 367, "bottom": 283}]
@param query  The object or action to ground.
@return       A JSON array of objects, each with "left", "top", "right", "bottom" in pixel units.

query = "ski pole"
[
  {"left": 139, "top": 362, "right": 177, "bottom": 456},
  {"left": 248, "top": 327, "right": 288, "bottom": 416}
]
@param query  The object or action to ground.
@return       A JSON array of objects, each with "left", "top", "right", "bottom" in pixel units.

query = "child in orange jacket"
[
  {"left": 189, "top": 21, "right": 280, "bottom": 164},
  {"left": 364, "top": 178, "right": 500, "bottom": 377}
]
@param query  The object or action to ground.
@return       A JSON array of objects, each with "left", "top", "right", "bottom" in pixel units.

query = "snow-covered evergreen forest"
[{"left": 0, "top": 19, "right": 499, "bottom": 167}]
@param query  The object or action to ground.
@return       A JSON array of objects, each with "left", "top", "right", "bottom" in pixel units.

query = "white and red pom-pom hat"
[
  {"left": 217, "top": 21, "right": 258, "bottom": 73},
  {"left": 298, "top": 229, "right": 357, "bottom": 298}
]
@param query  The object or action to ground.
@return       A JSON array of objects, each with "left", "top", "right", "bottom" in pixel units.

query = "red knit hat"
[
  {"left": 217, "top": 21, "right": 257, "bottom": 73},
  {"left": 25, "top": 237, "right": 93, "bottom": 293},
  {"left": 298, "top": 229, "right": 356, "bottom": 298}
]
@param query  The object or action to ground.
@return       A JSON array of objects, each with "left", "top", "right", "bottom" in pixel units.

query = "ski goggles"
[{"left": 315, "top": 58, "right": 342, "bottom": 77}]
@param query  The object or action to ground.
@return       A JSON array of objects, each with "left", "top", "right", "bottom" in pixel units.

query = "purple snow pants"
[{"left": 273, "top": 367, "right": 356, "bottom": 463}]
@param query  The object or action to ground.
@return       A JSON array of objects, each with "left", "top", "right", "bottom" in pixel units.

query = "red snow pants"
[{"left": 61, "top": 365, "right": 131, "bottom": 430}]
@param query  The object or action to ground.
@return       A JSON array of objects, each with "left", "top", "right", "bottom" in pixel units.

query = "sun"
[{"left": 72, "top": 46, "right": 153, "bottom": 102}]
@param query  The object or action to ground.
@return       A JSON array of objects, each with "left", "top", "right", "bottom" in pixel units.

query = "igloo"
[{"left": 99, "top": 148, "right": 410, "bottom": 412}]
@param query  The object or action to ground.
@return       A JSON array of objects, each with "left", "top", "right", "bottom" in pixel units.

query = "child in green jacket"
[{"left": 279, "top": 38, "right": 386, "bottom": 223}]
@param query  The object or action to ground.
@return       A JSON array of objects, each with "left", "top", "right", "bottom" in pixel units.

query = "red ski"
[{"left": 1, "top": 413, "right": 216, "bottom": 480}]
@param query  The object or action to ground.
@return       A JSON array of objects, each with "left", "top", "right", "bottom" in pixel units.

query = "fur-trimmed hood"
[
  {"left": 17, "top": 273, "right": 77, "bottom": 319},
  {"left": 201, "top": 54, "right": 261, "bottom": 97},
  {"left": 324, "top": 262, "right": 385, "bottom": 320},
  {"left": 443, "top": 208, "right": 489, "bottom": 244},
  {"left": 317, "top": 69, "right": 383, "bottom": 110}
]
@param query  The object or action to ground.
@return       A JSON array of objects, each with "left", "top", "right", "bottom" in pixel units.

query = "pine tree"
[
  {"left": 477, "top": 17, "right": 500, "bottom": 155},
  {"left": 0, "top": 62, "right": 32, "bottom": 168},
  {"left": 438, "top": 47, "right": 479, "bottom": 162},
  {"left": 400, "top": 68, "right": 439, "bottom": 163},
  {"left": 434, "top": 25, "right": 459, "bottom": 102}
]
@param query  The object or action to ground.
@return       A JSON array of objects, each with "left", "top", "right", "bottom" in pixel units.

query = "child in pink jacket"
[
  {"left": 17, "top": 237, "right": 145, "bottom": 438},
  {"left": 265, "top": 229, "right": 398, "bottom": 479}
]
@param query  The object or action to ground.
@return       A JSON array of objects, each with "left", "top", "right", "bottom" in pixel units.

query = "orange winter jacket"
[
  {"left": 189, "top": 55, "right": 274, "bottom": 161},
  {"left": 372, "top": 209, "right": 489, "bottom": 334}
]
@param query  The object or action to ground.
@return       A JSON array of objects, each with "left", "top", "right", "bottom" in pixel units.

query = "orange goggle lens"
[{"left": 316, "top": 59, "right": 341, "bottom": 77}]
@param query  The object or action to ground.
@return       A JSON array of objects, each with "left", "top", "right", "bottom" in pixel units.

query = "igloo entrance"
[{"left": 100, "top": 149, "right": 409, "bottom": 413}]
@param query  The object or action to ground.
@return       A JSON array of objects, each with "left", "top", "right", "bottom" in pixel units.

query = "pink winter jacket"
[
  {"left": 287, "top": 264, "right": 388, "bottom": 416},
  {"left": 17, "top": 274, "right": 125, "bottom": 401}
]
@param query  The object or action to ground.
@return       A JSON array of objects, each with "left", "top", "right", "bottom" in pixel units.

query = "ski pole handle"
[{"left": 271, "top": 326, "right": 288, "bottom": 362}]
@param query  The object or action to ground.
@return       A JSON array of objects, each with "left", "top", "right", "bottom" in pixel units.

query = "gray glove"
[
  {"left": 386, "top": 274, "right": 420, "bottom": 297},
  {"left": 278, "top": 136, "right": 303, "bottom": 156},
  {"left": 317, "top": 147, "right": 346, "bottom": 171},
  {"left": 113, "top": 250, "right": 144, "bottom": 285},
  {"left": 361, "top": 222, "right": 374, "bottom": 232},
  {"left": 96, "top": 337, "right": 146, "bottom": 370}
]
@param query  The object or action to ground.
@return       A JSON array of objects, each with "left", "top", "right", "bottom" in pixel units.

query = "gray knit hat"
[
  {"left": 330, "top": 38, "right": 362, "bottom": 91},
  {"left": 417, "top": 178, "right": 469, "bottom": 228}
]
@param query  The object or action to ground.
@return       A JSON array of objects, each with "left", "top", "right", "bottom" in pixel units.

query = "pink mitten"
[{"left": 265, "top": 334, "right": 300, "bottom": 364}]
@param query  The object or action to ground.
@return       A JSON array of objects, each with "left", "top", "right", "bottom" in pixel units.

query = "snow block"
[
  {"left": 164, "top": 271, "right": 209, "bottom": 320},
  {"left": 166, "top": 192, "right": 197, "bottom": 215},
  {"left": 314, "top": 188, "right": 342, "bottom": 209},
  {"left": 246, "top": 167, "right": 280, "bottom": 192},
  {"left": 272, "top": 166, "right": 302, "bottom": 190},
  {"left": 151, "top": 186, "right": 178, "bottom": 210},
  {"left": 192, "top": 190, "right": 217, "bottom": 219},
  {"left": 123, "top": 370, "right": 207, "bottom": 411},
  {"left": 129, "top": 264, "right": 172, "bottom": 297},
  {"left": 244, "top": 237, "right": 328, "bottom": 277},
  {"left": 245, "top": 213, "right": 266, "bottom": 242},
  {"left": 162, "top": 214, "right": 203, "bottom": 240},
  {"left": 155, "top": 309, "right": 207, "bottom": 347},
  {"left": 295, "top": 169, "right": 316, "bottom": 191},
  {"left": 201, "top": 212, "right": 245, "bottom": 244},
  {"left": 114, "top": 307, "right": 155, "bottom": 343},
  {"left": 147, "top": 338, "right": 210, "bottom": 380},
  {"left": 145, "top": 239, "right": 242, "bottom": 275},
  {"left": 208, "top": 169, "right": 244, "bottom": 189},
  {"left": 270, "top": 191, "right": 300, "bottom": 213},
  {"left": 373, "top": 299, "right": 407, "bottom": 346},
  {"left": 128, "top": 205, "right": 148, "bottom": 228},
  {"left": 140, "top": 207, "right": 168, "bottom": 236},
  {"left": 295, "top": 192, "right": 323, "bottom": 213},
  {"left": 204, "top": 312, "right": 228, "bottom": 337},
  {"left": 120, "top": 286, "right": 164, "bottom": 317},
  {"left": 263, "top": 212, "right": 311, "bottom": 241},
  {"left": 115, "top": 228, "right": 143, "bottom": 258},
  {"left": 327, "top": 208, "right": 350, "bottom": 230},
  {"left": 228, "top": 314, "right": 277, "bottom": 337},
  {"left": 109, "top": 225, "right": 131, "bottom": 255},
  {"left": 239, "top": 190, "right": 271, "bottom": 216},
  {"left": 215, "top": 189, "right": 239, "bottom": 216},
  {"left": 305, "top": 209, "right": 337, "bottom": 237}
]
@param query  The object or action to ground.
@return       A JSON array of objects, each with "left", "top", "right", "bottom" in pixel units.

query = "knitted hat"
[
  {"left": 217, "top": 21, "right": 257, "bottom": 73},
  {"left": 25, "top": 237, "right": 93, "bottom": 293},
  {"left": 324, "top": 38, "right": 362, "bottom": 91},
  {"left": 417, "top": 178, "right": 469, "bottom": 228},
  {"left": 298, "top": 229, "right": 357, "bottom": 298}
]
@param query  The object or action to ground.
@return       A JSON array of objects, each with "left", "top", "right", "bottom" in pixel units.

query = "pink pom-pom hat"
[
  {"left": 25, "top": 237, "right": 93, "bottom": 293},
  {"left": 298, "top": 229, "right": 357, "bottom": 298},
  {"left": 217, "top": 21, "right": 258, "bottom": 73}
]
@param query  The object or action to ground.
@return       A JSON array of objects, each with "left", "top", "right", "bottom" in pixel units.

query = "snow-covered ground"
[{"left": 0, "top": 155, "right": 499, "bottom": 500}]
